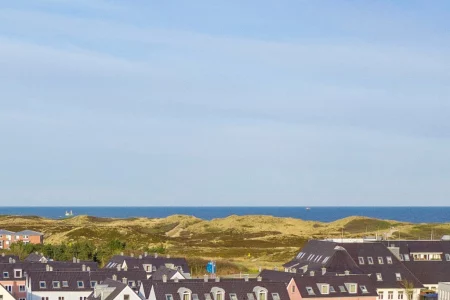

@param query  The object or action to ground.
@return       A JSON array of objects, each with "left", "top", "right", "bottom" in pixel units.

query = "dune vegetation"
[{"left": 1, "top": 214, "right": 448, "bottom": 276}]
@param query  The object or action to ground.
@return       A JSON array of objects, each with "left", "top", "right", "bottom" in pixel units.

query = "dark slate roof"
[
  {"left": 25, "top": 253, "right": 47, "bottom": 262},
  {"left": 381, "top": 241, "right": 450, "bottom": 257},
  {"left": 402, "top": 261, "right": 450, "bottom": 284},
  {"left": 0, "top": 229, "right": 15, "bottom": 235},
  {"left": 336, "top": 243, "right": 424, "bottom": 289},
  {"left": 87, "top": 278, "right": 128, "bottom": 300},
  {"left": 0, "top": 255, "right": 20, "bottom": 264},
  {"left": 150, "top": 279, "right": 289, "bottom": 300},
  {"left": 294, "top": 274, "right": 378, "bottom": 298},
  {"left": 259, "top": 269, "right": 297, "bottom": 284},
  {"left": 284, "top": 240, "right": 338, "bottom": 269},
  {"left": 105, "top": 255, "right": 190, "bottom": 274},
  {"left": 324, "top": 247, "right": 364, "bottom": 274},
  {"left": 15, "top": 230, "right": 43, "bottom": 236},
  {"left": 28, "top": 270, "right": 93, "bottom": 291},
  {"left": 89, "top": 269, "right": 148, "bottom": 284},
  {"left": 151, "top": 267, "right": 184, "bottom": 281}
]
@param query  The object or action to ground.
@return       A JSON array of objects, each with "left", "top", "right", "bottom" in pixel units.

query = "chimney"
[
  {"left": 46, "top": 264, "right": 50, "bottom": 271},
  {"left": 244, "top": 275, "right": 249, "bottom": 282},
  {"left": 122, "top": 277, "right": 127, "bottom": 284},
  {"left": 258, "top": 266, "right": 262, "bottom": 272},
  {"left": 154, "top": 253, "right": 158, "bottom": 258},
  {"left": 49, "top": 266, "right": 53, "bottom": 271},
  {"left": 40, "top": 253, "right": 44, "bottom": 257},
  {"left": 82, "top": 264, "right": 86, "bottom": 272},
  {"left": 204, "top": 275, "right": 208, "bottom": 282},
  {"left": 310, "top": 271, "right": 315, "bottom": 276},
  {"left": 8, "top": 257, "right": 12, "bottom": 263},
  {"left": 130, "top": 253, "right": 134, "bottom": 258},
  {"left": 35, "top": 251, "right": 39, "bottom": 255},
  {"left": 139, "top": 255, "right": 142, "bottom": 259},
  {"left": 117, "top": 265, "right": 122, "bottom": 271},
  {"left": 1, "top": 253, "right": 4, "bottom": 257},
  {"left": 257, "top": 276, "right": 262, "bottom": 282},
  {"left": 77, "top": 258, "right": 80, "bottom": 263},
  {"left": 215, "top": 277, "right": 220, "bottom": 282},
  {"left": 344, "top": 270, "right": 350, "bottom": 275},
  {"left": 174, "top": 278, "right": 179, "bottom": 283},
  {"left": 163, "top": 275, "right": 167, "bottom": 283},
  {"left": 87, "top": 266, "right": 91, "bottom": 272},
  {"left": 112, "top": 274, "right": 117, "bottom": 281},
  {"left": 144, "top": 252, "right": 148, "bottom": 257},
  {"left": 73, "top": 257, "right": 77, "bottom": 263},
  {"left": 321, "top": 268, "right": 326, "bottom": 275}
]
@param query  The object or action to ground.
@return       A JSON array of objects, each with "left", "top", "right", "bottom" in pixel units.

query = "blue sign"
[{"left": 206, "top": 261, "right": 216, "bottom": 273}]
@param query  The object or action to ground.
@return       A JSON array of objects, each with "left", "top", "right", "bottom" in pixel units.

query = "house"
[
  {"left": 0, "top": 230, "right": 43, "bottom": 249},
  {"left": 0, "top": 254, "right": 20, "bottom": 264},
  {"left": 283, "top": 240, "right": 423, "bottom": 300},
  {"left": 0, "top": 283, "right": 16, "bottom": 300},
  {"left": 89, "top": 269, "right": 148, "bottom": 291},
  {"left": 139, "top": 276, "right": 289, "bottom": 300},
  {"left": 87, "top": 278, "right": 142, "bottom": 300},
  {"left": 104, "top": 254, "right": 190, "bottom": 279},
  {"left": 150, "top": 267, "right": 185, "bottom": 281},
  {"left": 382, "top": 240, "right": 450, "bottom": 290},
  {"left": 25, "top": 253, "right": 49, "bottom": 263}
]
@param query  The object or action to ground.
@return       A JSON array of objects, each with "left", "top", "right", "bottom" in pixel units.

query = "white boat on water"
[{"left": 65, "top": 210, "right": 74, "bottom": 217}]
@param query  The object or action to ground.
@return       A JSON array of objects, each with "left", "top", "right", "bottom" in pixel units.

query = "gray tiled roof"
[
  {"left": 151, "top": 267, "right": 184, "bottom": 281},
  {"left": 87, "top": 278, "right": 128, "bottom": 300},
  {"left": 15, "top": 230, "right": 43, "bottom": 236},
  {"left": 106, "top": 255, "right": 190, "bottom": 274}
]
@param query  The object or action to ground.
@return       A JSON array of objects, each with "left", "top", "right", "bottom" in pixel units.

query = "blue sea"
[{"left": 0, "top": 207, "right": 448, "bottom": 223}]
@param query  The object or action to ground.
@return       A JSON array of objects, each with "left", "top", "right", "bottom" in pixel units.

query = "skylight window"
[
  {"left": 3, "top": 272, "right": 9, "bottom": 278},
  {"left": 376, "top": 273, "right": 383, "bottom": 281},
  {"left": 404, "top": 254, "right": 410, "bottom": 261},
  {"left": 306, "top": 287, "right": 315, "bottom": 295},
  {"left": 52, "top": 281, "right": 60, "bottom": 289},
  {"left": 166, "top": 295, "right": 173, "bottom": 300},
  {"left": 446, "top": 254, "right": 450, "bottom": 261},
  {"left": 271, "top": 293, "right": 280, "bottom": 300},
  {"left": 358, "top": 257, "right": 365, "bottom": 265},
  {"left": 62, "top": 281, "right": 69, "bottom": 287},
  {"left": 296, "top": 252, "right": 303, "bottom": 259},
  {"left": 329, "top": 286, "right": 336, "bottom": 293},
  {"left": 395, "top": 273, "right": 402, "bottom": 281},
  {"left": 246, "top": 294, "right": 255, "bottom": 300},
  {"left": 229, "top": 294, "right": 237, "bottom": 300},
  {"left": 360, "top": 285, "right": 368, "bottom": 293},
  {"left": 378, "top": 257, "right": 384, "bottom": 264},
  {"left": 367, "top": 257, "right": 374, "bottom": 264},
  {"left": 308, "top": 254, "right": 313, "bottom": 260},
  {"left": 77, "top": 281, "right": 84, "bottom": 288},
  {"left": 323, "top": 257, "right": 330, "bottom": 263},
  {"left": 387, "top": 257, "right": 393, "bottom": 264},
  {"left": 339, "top": 286, "right": 346, "bottom": 292},
  {"left": 192, "top": 294, "right": 199, "bottom": 300}
]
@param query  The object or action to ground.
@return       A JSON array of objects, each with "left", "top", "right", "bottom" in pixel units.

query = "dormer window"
[
  {"left": 77, "top": 281, "right": 84, "bottom": 288},
  {"left": 358, "top": 257, "right": 365, "bottom": 264},
  {"left": 183, "top": 292, "right": 191, "bottom": 300},
  {"left": 90, "top": 281, "right": 96, "bottom": 288},
  {"left": 62, "top": 281, "right": 69, "bottom": 287},
  {"left": 205, "top": 294, "right": 212, "bottom": 300},
  {"left": 306, "top": 287, "right": 315, "bottom": 295},
  {"left": 192, "top": 294, "right": 199, "bottom": 300},
  {"left": 387, "top": 257, "right": 393, "bottom": 264},
  {"left": 395, "top": 273, "right": 402, "bottom": 281},
  {"left": 360, "top": 285, "right": 368, "bottom": 293},
  {"left": 347, "top": 284, "right": 357, "bottom": 294},
  {"left": 404, "top": 254, "right": 410, "bottom": 261},
  {"left": 339, "top": 286, "right": 346, "bottom": 292},
  {"left": 216, "top": 292, "right": 224, "bottom": 300},
  {"left": 320, "top": 284, "right": 329, "bottom": 295},
  {"left": 229, "top": 294, "right": 237, "bottom": 300},
  {"left": 166, "top": 295, "right": 173, "bottom": 300},
  {"left": 378, "top": 257, "right": 384, "bottom": 264},
  {"left": 39, "top": 281, "right": 46, "bottom": 289},
  {"left": 376, "top": 273, "right": 383, "bottom": 281},
  {"left": 3, "top": 272, "right": 9, "bottom": 278},
  {"left": 247, "top": 294, "right": 255, "bottom": 300},
  {"left": 329, "top": 286, "right": 336, "bottom": 293},
  {"left": 258, "top": 291, "right": 267, "bottom": 300},
  {"left": 445, "top": 254, "right": 450, "bottom": 261},
  {"left": 367, "top": 257, "right": 374, "bottom": 264},
  {"left": 14, "top": 270, "right": 22, "bottom": 278},
  {"left": 52, "top": 281, "right": 60, "bottom": 289},
  {"left": 271, "top": 293, "right": 280, "bottom": 300}
]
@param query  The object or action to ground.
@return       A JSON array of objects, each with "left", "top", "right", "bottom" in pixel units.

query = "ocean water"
[{"left": 0, "top": 206, "right": 448, "bottom": 223}]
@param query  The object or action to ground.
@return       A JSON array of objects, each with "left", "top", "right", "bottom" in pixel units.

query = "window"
[
  {"left": 296, "top": 252, "right": 303, "bottom": 258},
  {"left": 398, "top": 292, "right": 404, "bottom": 299},
  {"left": 205, "top": 294, "right": 213, "bottom": 300},
  {"left": 247, "top": 294, "right": 255, "bottom": 300},
  {"left": 52, "top": 281, "right": 60, "bottom": 288},
  {"left": 216, "top": 292, "right": 224, "bottom": 300},
  {"left": 39, "top": 281, "right": 46, "bottom": 288},
  {"left": 446, "top": 254, "right": 450, "bottom": 261},
  {"left": 3, "top": 272, "right": 9, "bottom": 278},
  {"left": 367, "top": 257, "right": 374, "bottom": 264},
  {"left": 24, "top": 235, "right": 29, "bottom": 239},
  {"left": 399, "top": 254, "right": 404, "bottom": 261},
  {"left": 15, "top": 270, "right": 22, "bottom": 278},
  {"left": 229, "top": 294, "right": 238, "bottom": 300},
  {"left": 271, "top": 294, "right": 280, "bottom": 300},
  {"left": 183, "top": 292, "right": 191, "bottom": 300},
  {"left": 192, "top": 294, "right": 199, "bottom": 300},
  {"left": 320, "top": 285, "right": 329, "bottom": 295},
  {"left": 330, "top": 286, "right": 336, "bottom": 293},
  {"left": 77, "top": 281, "right": 84, "bottom": 288},
  {"left": 16, "top": 235, "right": 19, "bottom": 239},
  {"left": 124, "top": 295, "right": 130, "bottom": 300},
  {"left": 90, "top": 281, "right": 97, "bottom": 288},
  {"left": 378, "top": 257, "right": 384, "bottom": 264},
  {"left": 387, "top": 257, "right": 393, "bottom": 264},
  {"left": 58, "top": 297, "right": 65, "bottom": 300},
  {"left": 376, "top": 273, "right": 383, "bottom": 281},
  {"left": 360, "top": 285, "right": 368, "bottom": 293},
  {"left": 19, "top": 285, "right": 26, "bottom": 292},
  {"left": 404, "top": 254, "right": 410, "bottom": 261},
  {"left": 379, "top": 292, "right": 384, "bottom": 299},
  {"left": 41, "top": 297, "right": 49, "bottom": 300},
  {"left": 348, "top": 284, "right": 357, "bottom": 294},
  {"left": 62, "top": 281, "right": 69, "bottom": 287},
  {"left": 166, "top": 295, "right": 173, "bottom": 300},
  {"left": 258, "top": 291, "right": 266, "bottom": 300},
  {"left": 388, "top": 292, "right": 394, "bottom": 300},
  {"left": 395, "top": 273, "right": 402, "bottom": 281},
  {"left": 358, "top": 257, "right": 365, "bottom": 264},
  {"left": 5, "top": 286, "right": 12, "bottom": 292},
  {"left": 306, "top": 287, "right": 315, "bottom": 295},
  {"left": 323, "top": 256, "right": 330, "bottom": 263},
  {"left": 128, "top": 281, "right": 135, "bottom": 287},
  {"left": 339, "top": 286, "right": 346, "bottom": 292},
  {"left": 292, "top": 285, "right": 296, "bottom": 293},
  {"left": 20, "top": 298, "right": 26, "bottom": 300}
]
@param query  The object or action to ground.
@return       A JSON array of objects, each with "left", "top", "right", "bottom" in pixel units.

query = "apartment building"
[{"left": 0, "top": 230, "right": 43, "bottom": 250}]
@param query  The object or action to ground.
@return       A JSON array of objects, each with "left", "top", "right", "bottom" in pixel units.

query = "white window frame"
[
  {"left": 358, "top": 257, "right": 365, "bottom": 264},
  {"left": 367, "top": 257, "right": 374, "bottom": 264},
  {"left": 387, "top": 256, "right": 393, "bottom": 264},
  {"left": 395, "top": 273, "right": 402, "bottom": 281},
  {"left": 376, "top": 273, "right": 383, "bottom": 281},
  {"left": 378, "top": 257, "right": 384, "bottom": 264}
]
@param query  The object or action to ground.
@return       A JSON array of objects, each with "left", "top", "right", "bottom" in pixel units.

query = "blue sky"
[{"left": 1, "top": 1, "right": 449, "bottom": 206}]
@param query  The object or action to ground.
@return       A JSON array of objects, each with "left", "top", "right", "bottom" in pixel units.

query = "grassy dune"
[{"left": 1, "top": 214, "right": 449, "bottom": 275}]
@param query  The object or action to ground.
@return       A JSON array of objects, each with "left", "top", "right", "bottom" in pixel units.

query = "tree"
[{"left": 401, "top": 279, "right": 415, "bottom": 300}]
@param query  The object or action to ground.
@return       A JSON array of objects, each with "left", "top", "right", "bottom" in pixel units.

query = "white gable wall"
[{"left": 27, "top": 290, "right": 92, "bottom": 300}]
